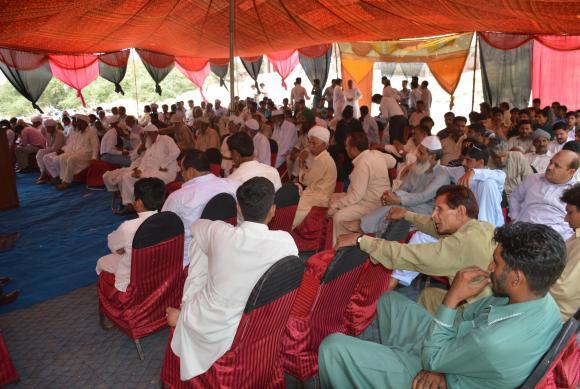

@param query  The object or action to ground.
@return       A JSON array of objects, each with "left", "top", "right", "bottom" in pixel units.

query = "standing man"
[
  {"left": 420, "top": 81, "right": 432, "bottom": 115},
  {"left": 290, "top": 77, "right": 310, "bottom": 107},
  {"left": 333, "top": 79, "right": 345, "bottom": 120},
  {"left": 323, "top": 79, "right": 335, "bottom": 110},
  {"left": 271, "top": 109, "right": 298, "bottom": 169}
]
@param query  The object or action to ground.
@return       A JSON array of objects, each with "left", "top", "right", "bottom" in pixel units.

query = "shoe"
[
  {"left": 0, "top": 290, "right": 19, "bottom": 306},
  {"left": 55, "top": 182, "right": 71, "bottom": 190},
  {"left": 50, "top": 177, "right": 62, "bottom": 185},
  {"left": 0, "top": 277, "right": 11, "bottom": 286},
  {"left": 114, "top": 204, "right": 136, "bottom": 216}
]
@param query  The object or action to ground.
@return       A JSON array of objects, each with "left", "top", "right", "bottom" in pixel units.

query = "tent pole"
[
  {"left": 132, "top": 49, "right": 139, "bottom": 116},
  {"left": 229, "top": 0, "right": 235, "bottom": 110},
  {"left": 471, "top": 33, "right": 478, "bottom": 112},
  {"left": 334, "top": 43, "right": 340, "bottom": 78}
]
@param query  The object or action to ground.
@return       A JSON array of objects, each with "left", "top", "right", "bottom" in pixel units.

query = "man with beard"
[
  {"left": 344, "top": 136, "right": 449, "bottom": 242},
  {"left": 527, "top": 129, "right": 551, "bottom": 173},
  {"left": 322, "top": 222, "right": 566, "bottom": 389}
]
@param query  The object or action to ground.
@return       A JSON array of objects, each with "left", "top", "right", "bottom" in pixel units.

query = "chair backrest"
[
  {"left": 291, "top": 206, "right": 329, "bottom": 252},
  {"left": 200, "top": 192, "right": 237, "bottom": 221},
  {"left": 269, "top": 138, "right": 279, "bottom": 154},
  {"left": 205, "top": 147, "right": 222, "bottom": 164},
  {"left": 517, "top": 318, "right": 579, "bottom": 389},
  {"left": 275, "top": 183, "right": 300, "bottom": 208},
  {"left": 321, "top": 247, "right": 369, "bottom": 284},
  {"left": 268, "top": 205, "right": 298, "bottom": 233}
]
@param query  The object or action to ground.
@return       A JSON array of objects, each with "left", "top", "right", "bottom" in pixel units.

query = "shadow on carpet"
[{"left": 0, "top": 173, "right": 130, "bottom": 314}]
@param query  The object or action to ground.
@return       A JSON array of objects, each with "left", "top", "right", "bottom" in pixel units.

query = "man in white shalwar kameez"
[
  {"left": 95, "top": 178, "right": 165, "bottom": 291},
  {"left": 344, "top": 80, "right": 362, "bottom": 119},
  {"left": 54, "top": 114, "right": 100, "bottom": 190},
  {"left": 103, "top": 124, "right": 180, "bottom": 215},
  {"left": 333, "top": 79, "right": 346, "bottom": 120},
  {"left": 271, "top": 109, "right": 298, "bottom": 168},
  {"left": 166, "top": 177, "right": 298, "bottom": 380}
]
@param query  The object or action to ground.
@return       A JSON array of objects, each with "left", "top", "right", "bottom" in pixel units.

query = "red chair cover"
[
  {"left": 534, "top": 335, "right": 579, "bottom": 389},
  {"left": 72, "top": 167, "right": 88, "bottom": 184},
  {"left": 277, "top": 162, "right": 289, "bottom": 183},
  {"left": 98, "top": 213, "right": 185, "bottom": 340},
  {"left": 334, "top": 181, "right": 344, "bottom": 193},
  {"left": 209, "top": 163, "right": 221, "bottom": 176},
  {"left": 270, "top": 152, "right": 277, "bottom": 167},
  {"left": 0, "top": 333, "right": 18, "bottom": 387},
  {"left": 282, "top": 248, "right": 369, "bottom": 381},
  {"left": 268, "top": 205, "right": 298, "bottom": 233},
  {"left": 86, "top": 160, "right": 119, "bottom": 188},
  {"left": 291, "top": 207, "right": 329, "bottom": 252},
  {"left": 388, "top": 167, "right": 397, "bottom": 184},
  {"left": 160, "top": 255, "right": 304, "bottom": 388}
]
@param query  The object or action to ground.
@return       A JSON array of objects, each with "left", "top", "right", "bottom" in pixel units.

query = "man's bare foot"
[{"left": 342, "top": 220, "right": 362, "bottom": 233}]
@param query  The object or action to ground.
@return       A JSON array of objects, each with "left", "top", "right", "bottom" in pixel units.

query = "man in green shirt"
[
  {"left": 320, "top": 222, "right": 566, "bottom": 388},
  {"left": 336, "top": 185, "right": 496, "bottom": 313}
]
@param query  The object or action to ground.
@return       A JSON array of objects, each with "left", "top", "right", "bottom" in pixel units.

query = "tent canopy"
[{"left": 0, "top": 1, "right": 578, "bottom": 58}]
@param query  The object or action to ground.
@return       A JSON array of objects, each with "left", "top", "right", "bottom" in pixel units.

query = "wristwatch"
[{"left": 356, "top": 234, "right": 364, "bottom": 249}]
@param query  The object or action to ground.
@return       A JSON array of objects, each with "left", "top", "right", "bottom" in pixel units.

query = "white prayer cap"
[
  {"left": 108, "top": 115, "right": 119, "bottom": 124},
  {"left": 44, "top": 119, "right": 57, "bottom": 127},
  {"left": 75, "top": 114, "right": 90, "bottom": 124},
  {"left": 533, "top": 129, "right": 551, "bottom": 140},
  {"left": 308, "top": 125, "right": 330, "bottom": 144},
  {"left": 272, "top": 109, "right": 284, "bottom": 116},
  {"left": 170, "top": 111, "right": 184, "bottom": 123},
  {"left": 31, "top": 115, "right": 42, "bottom": 123},
  {"left": 117, "top": 122, "right": 128, "bottom": 130},
  {"left": 245, "top": 119, "right": 259, "bottom": 131},
  {"left": 142, "top": 124, "right": 159, "bottom": 133},
  {"left": 420, "top": 135, "right": 442, "bottom": 151},
  {"left": 315, "top": 117, "right": 328, "bottom": 128}
]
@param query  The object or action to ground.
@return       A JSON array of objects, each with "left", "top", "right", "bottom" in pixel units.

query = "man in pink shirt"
[{"left": 14, "top": 124, "right": 45, "bottom": 172}]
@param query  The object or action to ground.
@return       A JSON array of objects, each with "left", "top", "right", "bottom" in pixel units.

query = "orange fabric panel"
[
  {"left": 0, "top": 1, "right": 578, "bottom": 57},
  {"left": 426, "top": 54, "right": 470, "bottom": 95},
  {"left": 341, "top": 62, "right": 373, "bottom": 110}
]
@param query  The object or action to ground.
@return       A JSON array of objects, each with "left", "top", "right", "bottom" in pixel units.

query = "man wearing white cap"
[
  {"left": 35, "top": 119, "right": 65, "bottom": 184},
  {"left": 103, "top": 124, "right": 180, "bottom": 215},
  {"left": 245, "top": 119, "right": 271, "bottom": 166},
  {"left": 527, "top": 129, "right": 552, "bottom": 174},
  {"left": 161, "top": 111, "right": 195, "bottom": 151},
  {"left": 220, "top": 116, "right": 244, "bottom": 176},
  {"left": 14, "top": 120, "right": 46, "bottom": 172},
  {"left": 351, "top": 136, "right": 450, "bottom": 240},
  {"left": 100, "top": 121, "right": 132, "bottom": 167},
  {"left": 271, "top": 109, "right": 298, "bottom": 168},
  {"left": 30, "top": 115, "right": 46, "bottom": 137},
  {"left": 292, "top": 126, "right": 337, "bottom": 228},
  {"left": 193, "top": 116, "right": 220, "bottom": 152},
  {"left": 54, "top": 114, "right": 100, "bottom": 189},
  {"left": 329, "top": 131, "right": 397, "bottom": 244}
]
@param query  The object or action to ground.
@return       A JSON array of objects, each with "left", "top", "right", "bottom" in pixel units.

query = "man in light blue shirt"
[
  {"left": 320, "top": 222, "right": 566, "bottom": 389},
  {"left": 510, "top": 149, "right": 578, "bottom": 241},
  {"left": 162, "top": 150, "right": 240, "bottom": 266}
]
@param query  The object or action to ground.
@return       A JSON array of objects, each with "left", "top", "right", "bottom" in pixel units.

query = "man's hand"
[
  {"left": 381, "top": 191, "right": 401, "bottom": 206},
  {"left": 412, "top": 370, "right": 447, "bottom": 389},
  {"left": 443, "top": 266, "right": 491, "bottom": 309},
  {"left": 327, "top": 206, "right": 338, "bottom": 217},
  {"left": 386, "top": 207, "right": 407, "bottom": 221},
  {"left": 132, "top": 169, "right": 142, "bottom": 178},
  {"left": 335, "top": 233, "right": 361, "bottom": 250},
  {"left": 457, "top": 169, "right": 474, "bottom": 188},
  {"left": 166, "top": 307, "right": 180, "bottom": 327}
]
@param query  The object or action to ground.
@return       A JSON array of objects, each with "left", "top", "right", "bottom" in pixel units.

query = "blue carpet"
[{"left": 0, "top": 173, "right": 130, "bottom": 314}]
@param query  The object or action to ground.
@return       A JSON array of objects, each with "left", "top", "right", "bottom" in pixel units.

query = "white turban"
[
  {"left": 44, "top": 119, "right": 57, "bottom": 127},
  {"left": 31, "top": 115, "right": 42, "bottom": 123},
  {"left": 308, "top": 125, "right": 330, "bottom": 144},
  {"left": 245, "top": 119, "right": 259, "bottom": 131},
  {"left": 75, "top": 114, "right": 90, "bottom": 124},
  {"left": 143, "top": 124, "right": 159, "bottom": 133},
  {"left": 170, "top": 111, "right": 184, "bottom": 123},
  {"left": 421, "top": 135, "right": 442, "bottom": 151}
]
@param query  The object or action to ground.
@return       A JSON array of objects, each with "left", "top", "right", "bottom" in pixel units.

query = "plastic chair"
[
  {"left": 291, "top": 207, "right": 330, "bottom": 252},
  {"left": 160, "top": 255, "right": 305, "bottom": 388},
  {"left": 86, "top": 159, "right": 120, "bottom": 189},
  {"left": 97, "top": 211, "right": 185, "bottom": 360},
  {"left": 0, "top": 332, "right": 18, "bottom": 386}
]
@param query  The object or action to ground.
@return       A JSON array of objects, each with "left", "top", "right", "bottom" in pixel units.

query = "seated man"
[
  {"left": 103, "top": 124, "right": 180, "bottom": 215},
  {"left": 162, "top": 150, "right": 240, "bottom": 266},
  {"left": 292, "top": 126, "right": 337, "bottom": 228},
  {"left": 227, "top": 132, "right": 281, "bottom": 190},
  {"left": 95, "top": 178, "right": 165, "bottom": 292},
  {"left": 14, "top": 122, "right": 45, "bottom": 172},
  {"left": 271, "top": 109, "right": 298, "bottom": 168},
  {"left": 488, "top": 137, "right": 532, "bottom": 198},
  {"left": 336, "top": 185, "right": 496, "bottom": 313},
  {"left": 527, "top": 129, "right": 551, "bottom": 173},
  {"left": 329, "top": 131, "right": 396, "bottom": 244},
  {"left": 321, "top": 222, "right": 566, "bottom": 389},
  {"left": 353, "top": 136, "right": 449, "bottom": 241},
  {"left": 246, "top": 118, "right": 271, "bottom": 166},
  {"left": 550, "top": 183, "right": 580, "bottom": 320},
  {"left": 166, "top": 177, "right": 299, "bottom": 380},
  {"left": 547, "top": 122, "right": 569, "bottom": 156},
  {"left": 440, "top": 116, "right": 467, "bottom": 165},
  {"left": 510, "top": 149, "right": 578, "bottom": 240},
  {"left": 193, "top": 116, "right": 220, "bottom": 152},
  {"left": 36, "top": 119, "right": 65, "bottom": 184},
  {"left": 507, "top": 120, "right": 534, "bottom": 153},
  {"left": 100, "top": 121, "right": 132, "bottom": 167}
]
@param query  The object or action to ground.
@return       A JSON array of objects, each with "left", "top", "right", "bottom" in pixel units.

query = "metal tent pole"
[
  {"left": 229, "top": 0, "right": 235, "bottom": 110},
  {"left": 471, "top": 33, "right": 478, "bottom": 112},
  {"left": 132, "top": 49, "right": 139, "bottom": 116}
]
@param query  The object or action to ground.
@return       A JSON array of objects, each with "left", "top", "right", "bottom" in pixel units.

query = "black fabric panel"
[
  {"left": 241, "top": 57, "right": 263, "bottom": 92},
  {"left": 99, "top": 61, "right": 127, "bottom": 95},
  {"left": 517, "top": 318, "right": 578, "bottom": 389},
  {"left": 321, "top": 247, "right": 368, "bottom": 284},
  {"left": 200, "top": 193, "right": 237, "bottom": 221},
  {"left": 244, "top": 255, "right": 304, "bottom": 313},
  {"left": 298, "top": 47, "right": 332, "bottom": 90},
  {"left": 275, "top": 183, "right": 300, "bottom": 208},
  {"left": 210, "top": 63, "right": 228, "bottom": 89},
  {"left": 0, "top": 62, "right": 52, "bottom": 113},
  {"left": 132, "top": 211, "right": 184, "bottom": 249}
]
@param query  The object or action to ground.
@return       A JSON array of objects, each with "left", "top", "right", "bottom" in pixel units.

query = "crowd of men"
[{"left": 4, "top": 74, "right": 580, "bottom": 387}]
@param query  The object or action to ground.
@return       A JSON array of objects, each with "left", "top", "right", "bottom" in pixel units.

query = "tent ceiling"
[{"left": 0, "top": 0, "right": 578, "bottom": 58}]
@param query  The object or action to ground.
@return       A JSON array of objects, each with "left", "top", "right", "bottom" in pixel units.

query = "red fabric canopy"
[
  {"left": 48, "top": 54, "right": 99, "bottom": 107},
  {"left": 135, "top": 49, "right": 174, "bottom": 68},
  {"left": 0, "top": 48, "right": 47, "bottom": 70},
  {"left": 176, "top": 63, "right": 210, "bottom": 102},
  {"left": 175, "top": 57, "right": 208, "bottom": 72},
  {"left": 0, "top": 1, "right": 578, "bottom": 58},
  {"left": 267, "top": 50, "right": 299, "bottom": 89},
  {"left": 98, "top": 50, "right": 130, "bottom": 67},
  {"left": 480, "top": 33, "right": 580, "bottom": 51}
]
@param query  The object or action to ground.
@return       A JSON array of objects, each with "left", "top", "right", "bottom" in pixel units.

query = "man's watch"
[{"left": 356, "top": 234, "right": 364, "bottom": 249}]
